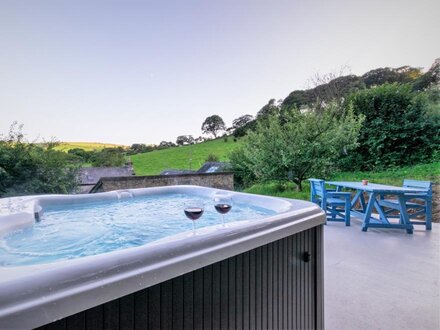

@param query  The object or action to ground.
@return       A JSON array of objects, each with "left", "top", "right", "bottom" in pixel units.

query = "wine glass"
[
  {"left": 213, "top": 193, "right": 232, "bottom": 227},
  {"left": 184, "top": 200, "right": 204, "bottom": 235}
]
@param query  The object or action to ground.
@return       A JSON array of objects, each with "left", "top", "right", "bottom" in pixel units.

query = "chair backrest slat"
[
  {"left": 403, "top": 179, "right": 432, "bottom": 195},
  {"left": 309, "top": 178, "right": 325, "bottom": 197}
]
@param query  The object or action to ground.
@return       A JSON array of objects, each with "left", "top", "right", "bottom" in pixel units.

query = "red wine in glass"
[
  {"left": 213, "top": 194, "right": 232, "bottom": 226},
  {"left": 184, "top": 204, "right": 204, "bottom": 234},
  {"left": 214, "top": 204, "right": 232, "bottom": 214},
  {"left": 184, "top": 207, "right": 204, "bottom": 220}
]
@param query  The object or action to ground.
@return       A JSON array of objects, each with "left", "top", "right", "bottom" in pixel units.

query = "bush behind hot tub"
[{"left": 0, "top": 123, "right": 80, "bottom": 197}]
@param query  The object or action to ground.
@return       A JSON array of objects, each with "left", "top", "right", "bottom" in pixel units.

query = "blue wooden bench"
[
  {"left": 309, "top": 178, "right": 351, "bottom": 226},
  {"left": 378, "top": 179, "right": 432, "bottom": 230}
]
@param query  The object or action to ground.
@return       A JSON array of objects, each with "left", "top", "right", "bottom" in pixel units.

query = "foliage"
[
  {"left": 205, "top": 153, "right": 220, "bottom": 162},
  {"left": 283, "top": 75, "right": 364, "bottom": 109},
  {"left": 342, "top": 83, "right": 440, "bottom": 170},
  {"left": 256, "top": 99, "right": 281, "bottom": 119},
  {"left": 412, "top": 59, "right": 439, "bottom": 91},
  {"left": 232, "top": 114, "right": 254, "bottom": 129},
  {"left": 131, "top": 138, "right": 243, "bottom": 175},
  {"left": 0, "top": 123, "right": 79, "bottom": 197},
  {"left": 67, "top": 148, "right": 93, "bottom": 162},
  {"left": 281, "top": 65, "right": 424, "bottom": 110},
  {"left": 244, "top": 162, "right": 439, "bottom": 201},
  {"left": 361, "top": 66, "right": 422, "bottom": 88},
  {"left": 66, "top": 146, "right": 128, "bottom": 167},
  {"left": 233, "top": 119, "right": 257, "bottom": 138},
  {"left": 201, "top": 115, "right": 226, "bottom": 138},
  {"left": 90, "top": 147, "right": 126, "bottom": 167},
  {"left": 176, "top": 135, "right": 194, "bottom": 146},
  {"left": 230, "top": 104, "right": 364, "bottom": 190},
  {"left": 158, "top": 141, "right": 176, "bottom": 149},
  {"left": 127, "top": 143, "right": 155, "bottom": 155}
]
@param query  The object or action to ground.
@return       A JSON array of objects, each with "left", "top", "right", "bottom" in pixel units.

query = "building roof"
[
  {"left": 159, "top": 162, "right": 229, "bottom": 176},
  {"left": 78, "top": 166, "right": 134, "bottom": 185},
  {"left": 160, "top": 169, "right": 196, "bottom": 176},
  {"left": 197, "top": 162, "right": 229, "bottom": 173}
]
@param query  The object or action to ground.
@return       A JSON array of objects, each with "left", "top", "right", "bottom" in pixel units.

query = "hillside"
[
  {"left": 54, "top": 142, "right": 126, "bottom": 152},
  {"left": 281, "top": 60, "right": 439, "bottom": 110},
  {"left": 131, "top": 138, "right": 242, "bottom": 176}
]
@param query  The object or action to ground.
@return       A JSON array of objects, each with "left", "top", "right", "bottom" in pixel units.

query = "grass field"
[
  {"left": 131, "top": 138, "right": 243, "bottom": 175},
  {"left": 244, "top": 162, "right": 440, "bottom": 201},
  {"left": 54, "top": 142, "right": 126, "bottom": 152}
]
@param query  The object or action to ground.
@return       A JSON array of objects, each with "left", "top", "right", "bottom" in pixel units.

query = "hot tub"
[{"left": 0, "top": 185, "right": 325, "bottom": 329}]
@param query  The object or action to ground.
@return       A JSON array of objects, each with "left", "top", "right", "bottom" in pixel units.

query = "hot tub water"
[{"left": 0, "top": 193, "right": 275, "bottom": 266}]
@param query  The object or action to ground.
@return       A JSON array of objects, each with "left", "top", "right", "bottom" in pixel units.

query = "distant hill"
[
  {"left": 54, "top": 142, "right": 126, "bottom": 152},
  {"left": 131, "top": 138, "right": 242, "bottom": 176}
]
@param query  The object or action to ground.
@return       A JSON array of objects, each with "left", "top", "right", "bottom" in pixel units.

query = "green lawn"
[
  {"left": 131, "top": 138, "right": 243, "bottom": 175},
  {"left": 54, "top": 142, "right": 125, "bottom": 152},
  {"left": 244, "top": 162, "right": 440, "bottom": 201}
]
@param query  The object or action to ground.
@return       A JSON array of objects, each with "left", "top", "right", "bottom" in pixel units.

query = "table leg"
[
  {"left": 359, "top": 192, "right": 367, "bottom": 211},
  {"left": 361, "top": 193, "right": 376, "bottom": 232},
  {"left": 397, "top": 195, "right": 414, "bottom": 234},
  {"left": 351, "top": 190, "right": 363, "bottom": 210},
  {"left": 373, "top": 199, "right": 389, "bottom": 224}
]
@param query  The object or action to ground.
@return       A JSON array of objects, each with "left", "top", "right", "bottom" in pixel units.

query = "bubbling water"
[{"left": 0, "top": 193, "right": 275, "bottom": 266}]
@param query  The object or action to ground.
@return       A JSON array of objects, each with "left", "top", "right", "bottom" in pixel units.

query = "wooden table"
[{"left": 327, "top": 181, "right": 426, "bottom": 234}]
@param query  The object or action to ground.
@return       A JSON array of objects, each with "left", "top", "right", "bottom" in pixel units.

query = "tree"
[
  {"left": 256, "top": 99, "right": 281, "bottom": 119},
  {"left": 176, "top": 135, "right": 194, "bottom": 146},
  {"left": 0, "top": 123, "right": 79, "bottom": 197},
  {"left": 201, "top": 115, "right": 226, "bottom": 138},
  {"left": 230, "top": 104, "right": 364, "bottom": 190},
  {"left": 361, "top": 66, "right": 422, "bottom": 88},
  {"left": 412, "top": 59, "right": 440, "bottom": 91},
  {"left": 233, "top": 119, "right": 257, "bottom": 138},
  {"left": 158, "top": 141, "right": 176, "bottom": 149},
  {"left": 205, "top": 153, "right": 219, "bottom": 162},
  {"left": 127, "top": 143, "right": 154, "bottom": 155},
  {"left": 232, "top": 114, "right": 254, "bottom": 129},
  {"left": 90, "top": 148, "right": 126, "bottom": 167},
  {"left": 68, "top": 148, "right": 93, "bottom": 162}
]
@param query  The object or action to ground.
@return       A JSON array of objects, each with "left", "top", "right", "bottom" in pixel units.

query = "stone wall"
[{"left": 91, "top": 172, "right": 234, "bottom": 193}]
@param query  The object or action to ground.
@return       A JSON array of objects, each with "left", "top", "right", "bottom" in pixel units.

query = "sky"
[{"left": 1, "top": 0, "right": 439, "bottom": 145}]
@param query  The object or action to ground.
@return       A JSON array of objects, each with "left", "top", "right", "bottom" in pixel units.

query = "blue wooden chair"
[
  {"left": 309, "top": 179, "right": 351, "bottom": 226},
  {"left": 378, "top": 179, "right": 432, "bottom": 230}
]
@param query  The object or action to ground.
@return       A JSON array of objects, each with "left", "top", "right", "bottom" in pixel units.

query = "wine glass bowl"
[
  {"left": 184, "top": 207, "right": 204, "bottom": 220},
  {"left": 214, "top": 203, "right": 232, "bottom": 214},
  {"left": 184, "top": 200, "right": 204, "bottom": 234},
  {"left": 213, "top": 193, "right": 233, "bottom": 226}
]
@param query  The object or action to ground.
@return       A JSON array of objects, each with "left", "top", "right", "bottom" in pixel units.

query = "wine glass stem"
[
  {"left": 222, "top": 214, "right": 225, "bottom": 227},
  {"left": 192, "top": 221, "right": 196, "bottom": 235}
]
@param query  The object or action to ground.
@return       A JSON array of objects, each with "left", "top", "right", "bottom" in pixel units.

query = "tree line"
[{"left": 230, "top": 61, "right": 440, "bottom": 190}]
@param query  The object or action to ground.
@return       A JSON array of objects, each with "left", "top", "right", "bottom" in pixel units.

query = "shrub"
[
  {"left": 342, "top": 83, "right": 440, "bottom": 170},
  {"left": 205, "top": 153, "right": 220, "bottom": 162},
  {"left": 0, "top": 123, "right": 79, "bottom": 197},
  {"left": 90, "top": 148, "right": 126, "bottom": 167}
]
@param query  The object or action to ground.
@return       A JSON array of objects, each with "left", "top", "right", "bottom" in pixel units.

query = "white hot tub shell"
[{"left": 0, "top": 185, "right": 325, "bottom": 329}]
